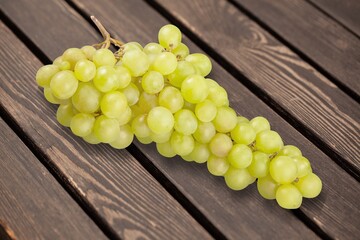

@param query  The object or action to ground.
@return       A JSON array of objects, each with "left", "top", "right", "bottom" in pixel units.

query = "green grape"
[
  {"left": 151, "top": 52, "right": 177, "bottom": 75},
  {"left": 70, "top": 113, "right": 95, "bottom": 137},
  {"left": 74, "top": 59, "right": 96, "bottom": 82},
  {"left": 81, "top": 45, "right": 96, "bottom": 60},
  {"left": 255, "top": 130, "right": 283, "bottom": 154},
  {"left": 174, "top": 109, "right": 198, "bottom": 135},
  {"left": 50, "top": 70, "right": 78, "bottom": 100},
  {"left": 93, "top": 66, "right": 120, "bottom": 92},
  {"left": 122, "top": 42, "right": 143, "bottom": 53},
  {"left": 168, "top": 61, "right": 196, "bottom": 88},
  {"left": 131, "top": 114, "right": 152, "bottom": 138},
  {"left": 195, "top": 99, "right": 217, "bottom": 122},
  {"left": 62, "top": 48, "right": 87, "bottom": 69},
  {"left": 121, "top": 83, "right": 140, "bottom": 106},
  {"left": 110, "top": 124, "right": 134, "bottom": 149},
  {"left": 227, "top": 144, "right": 253, "bottom": 169},
  {"left": 209, "top": 133, "right": 233, "bottom": 157},
  {"left": 237, "top": 116, "right": 249, "bottom": 124},
  {"left": 56, "top": 104, "right": 76, "bottom": 127},
  {"left": 53, "top": 56, "right": 71, "bottom": 71},
  {"left": 170, "top": 131, "right": 195, "bottom": 156},
  {"left": 100, "top": 91, "right": 128, "bottom": 119},
  {"left": 248, "top": 151, "right": 270, "bottom": 178},
  {"left": 171, "top": 43, "right": 189, "bottom": 60},
  {"left": 147, "top": 106, "right": 174, "bottom": 134},
  {"left": 207, "top": 85, "right": 229, "bottom": 107},
  {"left": 156, "top": 141, "right": 176, "bottom": 158},
  {"left": 122, "top": 50, "right": 149, "bottom": 77},
  {"left": 193, "top": 121, "right": 216, "bottom": 144},
  {"left": 93, "top": 115, "right": 120, "bottom": 143},
  {"left": 137, "top": 136, "right": 153, "bottom": 144},
  {"left": 185, "top": 53, "right": 212, "bottom": 77},
  {"left": 224, "top": 167, "right": 255, "bottom": 190},
  {"left": 230, "top": 122, "right": 256, "bottom": 145},
  {"left": 250, "top": 116, "right": 270, "bottom": 134},
  {"left": 36, "top": 64, "right": 59, "bottom": 87},
  {"left": 278, "top": 145, "right": 302, "bottom": 157},
  {"left": 72, "top": 82, "right": 101, "bottom": 113},
  {"left": 181, "top": 75, "right": 209, "bottom": 103},
  {"left": 270, "top": 156, "right": 298, "bottom": 184},
  {"left": 292, "top": 156, "right": 312, "bottom": 178},
  {"left": 158, "top": 86, "right": 184, "bottom": 113},
  {"left": 294, "top": 173, "right": 322, "bottom": 198},
  {"left": 207, "top": 155, "right": 229, "bottom": 176},
  {"left": 276, "top": 184, "right": 302, "bottom": 209},
  {"left": 144, "top": 42, "right": 164, "bottom": 55},
  {"left": 92, "top": 48, "right": 116, "bottom": 67},
  {"left": 151, "top": 130, "right": 173, "bottom": 143},
  {"left": 212, "top": 106, "right": 237, "bottom": 133},
  {"left": 138, "top": 92, "right": 159, "bottom": 113},
  {"left": 82, "top": 132, "right": 100, "bottom": 144},
  {"left": 116, "top": 106, "right": 132, "bottom": 125},
  {"left": 257, "top": 174, "right": 279, "bottom": 200},
  {"left": 181, "top": 153, "right": 194, "bottom": 162},
  {"left": 44, "top": 87, "right": 67, "bottom": 104},
  {"left": 187, "top": 142, "right": 210, "bottom": 163},
  {"left": 183, "top": 100, "right": 196, "bottom": 112},
  {"left": 115, "top": 66, "right": 132, "bottom": 89},
  {"left": 141, "top": 71, "right": 164, "bottom": 94},
  {"left": 158, "top": 24, "right": 182, "bottom": 49}
]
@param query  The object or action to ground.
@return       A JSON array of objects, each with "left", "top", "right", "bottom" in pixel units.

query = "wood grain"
[
  {"left": 309, "top": 0, "right": 360, "bottom": 36},
  {"left": 0, "top": 118, "right": 107, "bottom": 240},
  {"left": 61, "top": 0, "right": 359, "bottom": 239},
  {"left": 0, "top": 1, "right": 317, "bottom": 240},
  {"left": 0, "top": 21, "right": 210, "bottom": 239},
  {"left": 155, "top": 0, "right": 360, "bottom": 177}
]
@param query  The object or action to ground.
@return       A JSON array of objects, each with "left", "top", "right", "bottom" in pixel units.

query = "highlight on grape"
[{"left": 35, "top": 16, "right": 322, "bottom": 209}]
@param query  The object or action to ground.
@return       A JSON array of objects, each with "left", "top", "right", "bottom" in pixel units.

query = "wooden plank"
[
  {"left": 154, "top": 0, "right": 360, "bottom": 178},
  {"left": 0, "top": 1, "right": 318, "bottom": 240},
  {"left": 0, "top": 118, "right": 107, "bottom": 240},
  {"left": 0, "top": 21, "right": 211, "bottom": 239},
  {"left": 29, "top": 0, "right": 360, "bottom": 239},
  {"left": 309, "top": 0, "right": 360, "bottom": 36},
  {"left": 233, "top": 0, "right": 360, "bottom": 97}
]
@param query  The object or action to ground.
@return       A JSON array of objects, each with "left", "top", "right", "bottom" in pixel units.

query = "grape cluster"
[{"left": 35, "top": 20, "right": 322, "bottom": 209}]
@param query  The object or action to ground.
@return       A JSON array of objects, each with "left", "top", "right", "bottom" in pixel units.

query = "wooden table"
[{"left": 0, "top": 0, "right": 359, "bottom": 239}]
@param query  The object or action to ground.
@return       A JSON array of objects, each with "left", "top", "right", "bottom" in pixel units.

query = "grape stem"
[{"left": 90, "top": 16, "right": 124, "bottom": 49}]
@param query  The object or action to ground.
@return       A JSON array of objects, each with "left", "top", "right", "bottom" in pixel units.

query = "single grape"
[
  {"left": 237, "top": 116, "right": 249, "bottom": 124},
  {"left": 114, "top": 66, "right": 132, "bottom": 89},
  {"left": 36, "top": 64, "right": 59, "bottom": 87},
  {"left": 81, "top": 45, "right": 96, "bottom": 60},
  {"left": 72, "top": 82, "right": 101, "bottom": 113},
  {"left": 212, "top": 106, "right": 237, "bottom": 133},
  {"left": 195, "top": 99, "right": 217, "bottom": 122},
  {"left": 187, "top": 142, "right": 210, "bottom": 163},
  {"left": 292, "top": 156, "right": 312, "bottom": 178},
  {"left": 137, "top": 136, "right": 153, "bottom": 144},
  {"left": 168, "top": 61, "right": 197, "bottom": 88},
  {"left": 171, "top": 43, "right": 189, "bottom": 60},
  {"left": 255, "top": 130, "right": 283, "bottom": 154},
  {"left": 207, "top": 155, "right": 229, "bottom": 176},
  {"left": 156, "top": 141, "right": 176, "bottom": 158},
  {"left": 62, "top": 48, "right": 86, "bottom": 69},
  {"left": 92, "top": 48, "right": 116, "bottom": 67},
  {"left": 230, "top": 122, "right": 256, "bottom": 145},
  {"left": 131, "top": 114, "right": 152, "bottom": 138},
  {"left": 93, "top": 66, "right": 120, "bottom": 92},
  {"left": 151, "top": 52, "right": 177, "bottom": 75},
  {"left": 44, "top": 87, "right": 67, "bottom": 104},
  {"left": 185, "top": 53, "right": 212, "bottom": 77},
  {"left": 121, "top": 83, "right": 140, "bottom": 106},
  {"left": 121, "top": 42, "right": 143, "bottom": 53},
  {"left": 109, "top": 124, "right": 134, "bottom": 149},
  {"left": 294, "top": 173, "right": 322, "bottom": 198},
  {"left": 250, "top": 116, "right": 270, "bottom": 134},
  {"left": 100, "top": 91, "right": 128, "bottom": 119},
  {"left": 207, "top": 85, "right": 229, "bottom": 107},
  {"left": 257, "top": 174, "right": 279, "bottom": 200},
  {"left": 144, "top": 42, "right": 165, "bottom": 55},
  {"left": 181, "top": 75, "right": 209, "bottom": 103},
  {"left": 174, "top": 109, "right": 198, "bottom": 135},
  {"left": 142, "top": 71, "right": 164, "bottom": 94},
  {"left": 70, "top": 113, "right": 95, "bottom": 137},
  {"left": 209, "top": 133, "right": 233, "bottom": 157},
  {"left": 50, "top": 70, "right": 78, "bottom": 100},
  {"left": 74, "top": 59, "right": 96, "bottom": 82},
  {"left": 147, "top": 106, "right": 174, "bottom": 134},
  {"left": 158, "top": 86, "right": 184, "bottom": 113},
  {"left": 170, "top": 131, "right": 195, "bottom": 156},
  {"left": 150, "top": 130, "right": 173, "bottom": 143},
  {"left": 53, "top": 56, "right": 71, "bottom": 71},
  {"left": 116, "top": 106, "right": 132, "bottom": 126},
  {"left": 93, "top": 115, "right": 120, "bottom": 143},
  {"left": 248, "top": 151, "right": 270, "bottom": 178},
  {"left": 227, "top": 144, "right": 253, "bottom": 169},
  {"left": 276, "top": 184, "right": 302, "bottom": 209},
  {"left": 122, "top": 50, "right": 149, "bottom": 77},
  {"left": 278, "top": 145, "right": 302, "bottom": 157},
  {"left": 270, "top": 156, "right": 298, "bottom": 184},
  {"left": 224, "top": 167, "right": 255, "bottom": 190},
  {"left": 56, "top": 104, "right": 76, "bottom": 127},
  {"left": 158, "top": 24, "right": 182, "bottom": 49},
  {"left": 82, "top": 132, "right": 100, "bottom": 144},
  {"left": 193, "top": 121, "right": 216, "bottom": 144}
]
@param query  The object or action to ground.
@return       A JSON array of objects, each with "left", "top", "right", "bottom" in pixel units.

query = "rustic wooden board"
[
  {"left": 0, "top": 21, "right": 211, "bottom": 239},
  {"left": 233, "top": 0, "right": 360, "bottom": 98},
  {"left": 55, "top": 0, "right": 359, "bottom": 239},
  {"left": 0, "top": 118, "right": 107, "bottom": 240},
  {"left": 309, "top": 0, "right": 360, "bottom": 37},
  {"left": 154, "top": 0, "right": 360, "bottom": 179}
]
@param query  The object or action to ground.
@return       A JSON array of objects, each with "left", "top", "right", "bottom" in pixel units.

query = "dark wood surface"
[
  {"left": 154, "top": 0, "right": 360, "bottom": 179},
  {"left": 0, "top": 0, "right": 359, "bottom": 239},
  {"left": 0, "top": 20, "right": 210, "bottom": 240},
  {"left": 0, "top": 117, "right": 106, "bottom": 240}
]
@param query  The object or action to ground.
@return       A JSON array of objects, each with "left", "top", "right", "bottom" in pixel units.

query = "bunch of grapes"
[{"left": 35, "top": 17, "right": 322, "bottom": 209}]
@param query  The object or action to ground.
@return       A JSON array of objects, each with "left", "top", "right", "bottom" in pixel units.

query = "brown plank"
[
  {"left": 43, "top": 0, "right": 360, "bottom": 239},
  {"left": 0, "top": 118, "right": 107, "bottom": 240},
  {"left": 0, "top": 20, "right": 211, "bottom": 240},
  {"left": 155, "top": 0, "right": 360, "bottom": 177},
  {"left": 309, "top": 0, "right": 360, "bottom": 36},
  {"left": 233, "top": 0, "right": 360, "bottom": 97},
  {"left": 0, "top": 1, "right": 318, "bottom": 240}
]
